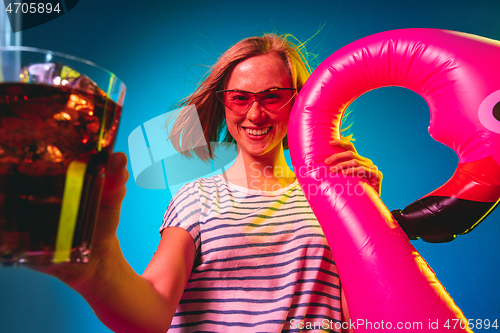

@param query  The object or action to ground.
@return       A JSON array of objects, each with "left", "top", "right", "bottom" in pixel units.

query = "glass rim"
[{"left": 0, "top": 45, "right": 125, "bottom": 85}]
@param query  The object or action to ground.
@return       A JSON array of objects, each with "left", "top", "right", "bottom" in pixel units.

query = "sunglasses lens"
[
  {"left": 219, "top": 91, "right": 253, "bottom": 113},
  {"left": 257, "top": 90, "right": 294, "bottom": 111},
  {"left": 218, "top": 89, "right": 295, "bottom": 113}
]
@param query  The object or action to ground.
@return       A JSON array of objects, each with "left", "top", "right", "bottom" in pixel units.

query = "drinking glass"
[{"left": 0, "top": 46, "right": 126, "bottom": 265}]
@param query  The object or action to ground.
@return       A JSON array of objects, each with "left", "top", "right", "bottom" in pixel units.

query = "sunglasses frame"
[{"left": 216, "top": 88, "right": 297, "bottom": 114}]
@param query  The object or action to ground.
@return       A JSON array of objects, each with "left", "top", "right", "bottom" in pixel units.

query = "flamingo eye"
[
  {"left": 493, "top": 101, "right": 500, "bottom": 121},
  {"left": 478, "top": 89, "right": 500, "bottom": 133}
]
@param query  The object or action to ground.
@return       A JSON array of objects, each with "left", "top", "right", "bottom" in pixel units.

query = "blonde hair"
[{"left": 167, "top": 33, "right": 313, "bottom": 161}]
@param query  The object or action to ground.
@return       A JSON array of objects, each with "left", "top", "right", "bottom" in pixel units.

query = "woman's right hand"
[{"left": 32, "top": 152, "right": 129, "bottom": 288}]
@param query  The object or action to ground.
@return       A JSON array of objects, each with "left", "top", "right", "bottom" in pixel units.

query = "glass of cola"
[{"left": 0, "top": 47, "right": 126, "bottom": 265}]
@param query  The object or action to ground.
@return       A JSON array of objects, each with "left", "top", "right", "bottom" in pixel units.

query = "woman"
[{"left": 40, "top": 34, "right": 381, "bottom": 332}]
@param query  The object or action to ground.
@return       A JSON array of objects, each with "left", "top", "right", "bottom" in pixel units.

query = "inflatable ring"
[{"left": 288, "top": 28, "right": 500, "bottom": 331}]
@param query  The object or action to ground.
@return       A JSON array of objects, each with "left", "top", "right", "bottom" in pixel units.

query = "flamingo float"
[{"left": 288, "top": 29, "right": 500, "bottom": 332}]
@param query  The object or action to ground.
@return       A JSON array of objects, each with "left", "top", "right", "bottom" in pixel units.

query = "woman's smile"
[{"left": 243, "top": 126, "right": 273, "bottom": 136}]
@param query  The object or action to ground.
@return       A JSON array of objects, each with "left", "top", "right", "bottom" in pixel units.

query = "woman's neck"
[{"left": 224, "top": 146, "right": 295, "bottom": 191}]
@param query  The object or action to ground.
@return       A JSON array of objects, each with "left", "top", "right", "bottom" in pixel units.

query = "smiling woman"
[{"left": 159, "top": 38, "right": 349, "bottom": 331}]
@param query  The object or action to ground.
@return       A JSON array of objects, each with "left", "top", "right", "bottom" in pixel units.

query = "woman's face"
[{"left": 224, "top": 52, "right": 293, "bottom": 160}]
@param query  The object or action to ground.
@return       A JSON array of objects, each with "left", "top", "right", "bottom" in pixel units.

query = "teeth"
[{"left": 245, "top": 127, "right": 271, "bottom": 136}]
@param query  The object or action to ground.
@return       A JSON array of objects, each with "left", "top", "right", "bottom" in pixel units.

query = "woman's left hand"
[{"left": 324, "top": 139, "right": 383, "bottom": 196}]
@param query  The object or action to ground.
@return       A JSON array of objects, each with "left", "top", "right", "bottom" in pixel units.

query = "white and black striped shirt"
[{"left": 161, "top": 174, "right": 342, "bottom": 332}]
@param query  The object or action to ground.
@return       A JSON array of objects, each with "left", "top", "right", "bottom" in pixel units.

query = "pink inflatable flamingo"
[{"left": 289, "top": 29, "right": 500, "bottom": 331}]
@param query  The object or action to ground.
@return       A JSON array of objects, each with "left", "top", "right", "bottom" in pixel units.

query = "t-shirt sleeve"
[{"left": 160, "top": 181, "right": 201, "bottom": 253}]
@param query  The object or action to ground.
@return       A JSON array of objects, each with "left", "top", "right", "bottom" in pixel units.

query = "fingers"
[
  {"left": 325, "top": 150, "right": 372, "bottom": 168},
  {"left": 325, "top": 140, "right": 383, "bottom": 195},
  {"left": 105, "top": 152, "right": 129, "bottom": 187},
  {"left": 325, "top": 140, "right": 373, "bottom": 172},
  {"left": 333, "top": 165, "right": 383, "bottom": 196},
  {"left": 329, "top": 139, "right": 357, "bottom": 153},
  {"left": 101, "top": 152, "right": 129, "bottom": 207},
  {"left": 326, "top": 152, "right": 381, "bottom": 181},
  {"left": 325, "top": 139, "right": 363, "bottom": 165},
  {"left": 94, "top": 153, "right": 129, "bottom": 241},
  {"left": 104, "top": 152, "right": 129, "bottom": 188}
]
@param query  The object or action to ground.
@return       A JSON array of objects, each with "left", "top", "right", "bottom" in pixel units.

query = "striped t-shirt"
[{"left": 160, "top": 174, "right": 342, "bottom": 332}]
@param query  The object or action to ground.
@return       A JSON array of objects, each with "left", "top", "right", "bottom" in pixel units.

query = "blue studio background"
[{"left": 1, "top": 0, "right": 500, "bottom": 332}]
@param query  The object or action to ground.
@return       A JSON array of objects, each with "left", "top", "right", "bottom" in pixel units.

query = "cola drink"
[{"left": 0, "top": 81, "right": 122, "bottom": 264}]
